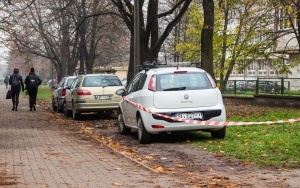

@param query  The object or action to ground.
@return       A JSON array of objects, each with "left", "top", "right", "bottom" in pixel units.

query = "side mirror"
[{"left": 116, "top": 89, "right": 126, "bottom": 96}]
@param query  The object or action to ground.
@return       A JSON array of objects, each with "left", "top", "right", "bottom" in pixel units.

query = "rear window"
[
  {"left": 66, "top": 78, "right": 75, "bottom": 86},
  {"left": 82, "top": 76, "right": 122, "bottom": 87},
  {"left": 157, "top": 72, "right": 212, "bottom": 91}
]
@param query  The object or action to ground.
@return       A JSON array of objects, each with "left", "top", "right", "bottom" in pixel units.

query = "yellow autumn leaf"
[
  {"left": 112, "top": 182, "right": 122, "bottom": 186},
  {"left": 175, "top": 164, "right": 186, "bottom": 168},
  {"left": 153, "top": 165, "right": 166, "bottom": 173},
  {"left": 145, "top": 155, "right": 154, "bottom": 159}
]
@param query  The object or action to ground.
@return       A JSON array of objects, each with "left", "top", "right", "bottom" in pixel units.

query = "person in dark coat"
[
  {"left": 24, "top": 68, "right": 42, "bottom": 111},
  {"left": 9, "top": 68, "right": 25, "bottom": 111},
  {"left": 4, "top": 76, "right": 9, "bottom": 88}
]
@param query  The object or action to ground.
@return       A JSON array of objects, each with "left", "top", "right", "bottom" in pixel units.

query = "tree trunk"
[{"left": 201, "top": 0, "right": 214, "bottom": 79}]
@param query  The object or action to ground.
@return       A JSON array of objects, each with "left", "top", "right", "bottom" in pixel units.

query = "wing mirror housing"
[{"left": 116, "top": 88, "right": 127, "bottom": 96}]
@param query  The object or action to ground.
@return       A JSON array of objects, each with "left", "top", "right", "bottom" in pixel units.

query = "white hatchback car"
[{"left": 116, "top": 66, "right": 226, "bottom": 144}]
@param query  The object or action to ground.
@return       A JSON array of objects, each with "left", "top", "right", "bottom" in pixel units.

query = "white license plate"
[
  {"left": 95, "top": 95, "right": 111, "bottom": 100},
  {"left": 174, "top": 112, "right": 203, "bottom": 119}
]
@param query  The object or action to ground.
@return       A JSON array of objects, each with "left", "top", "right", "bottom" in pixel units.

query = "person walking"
[
  {"left": 9, "top": 68, "right": 25, "bottom": 111},
  {"left": 24, "top": 68, "right": 42, "bottom": 111},
  {"left": 4, "top": 76, "right": 9, "bottom": 89}
]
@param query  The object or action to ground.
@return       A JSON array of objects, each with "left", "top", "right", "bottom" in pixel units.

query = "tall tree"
[
  {"left": 201, "top": 0, "right": 214, "bottom": 78},
  {"left": 111, "top": 0, "right": 193, "bottom": 82}
]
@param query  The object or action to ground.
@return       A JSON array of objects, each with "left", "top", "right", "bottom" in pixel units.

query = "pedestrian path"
[{"left": 0, "top": 85, "right": 185, "bottom": 188}]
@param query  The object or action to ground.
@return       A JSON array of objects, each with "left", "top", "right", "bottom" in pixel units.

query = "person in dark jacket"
[
  {"left": 9, "top": 68, "right": 25, "bottom": 111},
  {"left": 24, "top": 68, "right": 42, "bottom": 111},
  {"left": 4, "top": 76, "right": 9, "bottom": 88}
]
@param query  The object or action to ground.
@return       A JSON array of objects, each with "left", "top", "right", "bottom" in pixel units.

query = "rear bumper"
[
  {"left": 139, "top": 107, "right": 226, "bottom": 134},
  {"left": 74, "top": 102, "right": 119, "bottom": 112}
]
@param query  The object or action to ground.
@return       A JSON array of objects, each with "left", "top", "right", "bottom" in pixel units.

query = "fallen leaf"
[
  {"left": 112, "top": 182, "right": 122, "bottom": 186},
  {"left": 175, "top": 164, "right": 187, "bottom": 168}
]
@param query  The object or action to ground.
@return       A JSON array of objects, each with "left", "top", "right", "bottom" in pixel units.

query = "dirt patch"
[
  {"left": 0, "top": 170, "right": 19, "bottom": 186},
  {"left": 41, "top": 101, "right": 300, "bottom": 188}
]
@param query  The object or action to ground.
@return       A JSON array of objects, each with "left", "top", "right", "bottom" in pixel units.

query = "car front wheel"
[
  {"left": 117, "top": 112, "right": 131, "bottom": 135},
  {"left": 211, "top": 126, "right": 226, "bottom": 139},
  {"left": 52, "top": 98, "right": 57, "bottom": 112},
  {"left": 137, "top": 116, "right": 152, "bottom": 144}
]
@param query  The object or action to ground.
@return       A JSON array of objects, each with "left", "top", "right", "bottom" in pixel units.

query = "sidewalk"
[{"left": 0, "top": 85, "right": 185, "bottom": 188}]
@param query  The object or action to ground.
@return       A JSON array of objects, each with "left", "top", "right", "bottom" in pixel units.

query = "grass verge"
[
  {"left": 192, "top": 109, "right": 300, "bottom": 168},
  {"left": 37, "top": 86, "right": 53, "bottom": 99},
  {"left": 23, "top": 86, "right": 52, "bottom": 101}
]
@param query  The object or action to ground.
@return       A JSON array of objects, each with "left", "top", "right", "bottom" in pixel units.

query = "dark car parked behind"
[{"left": 52, "top": 76, "right": 76, "bottom": 112}]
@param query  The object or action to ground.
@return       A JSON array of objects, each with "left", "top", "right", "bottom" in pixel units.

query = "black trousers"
[
  {"left": 11, "top": 89, "right": 21, "bottom": 107},
  {"left": 27, "top": 87, "right": 38, "bottom": 109}
]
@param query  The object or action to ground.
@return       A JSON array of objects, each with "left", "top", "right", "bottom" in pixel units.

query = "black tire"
[
  {"left": 52, "top": 98, "right": 57, "bottom": 112},
  {"left": 117, "top": 112, "right": 131, "bottom": 135},
  {"left": 63, "top": 102, "right": 71, "bottom": 116},
  {"left": 72, "top": 104, "right": 80, "bottom": 120},
  {"left": 211, "top": 126, "right": 226, "bottom": 139},
  {"left": 137, "top": 117, "right": 152, "bottom": 144},
  {"left": 56, "top": 98, "right": 62, "bottom": 113}
]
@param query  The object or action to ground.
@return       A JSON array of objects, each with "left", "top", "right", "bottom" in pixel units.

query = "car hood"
[{"left": 153, "top": 89, "right": 219, "bottom": 109}]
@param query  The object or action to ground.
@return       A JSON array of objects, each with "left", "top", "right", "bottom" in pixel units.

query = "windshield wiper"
[{"left": 163, "top": 87, "right": 186, "bottom": 91}]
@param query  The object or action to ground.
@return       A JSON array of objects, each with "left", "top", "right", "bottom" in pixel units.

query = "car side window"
[
  {"left": 59, "top": 78, "right": 66, "bottom": 87},
  {"left": 136, "top": 74, "right": 147, "bottom": 91},
  {"left": 127, "top": 73, "right": 144, "bottom": 94},
  {"left": 70, "top": 77, "right": 78, "bottom": 89},
  {"left": 75, "top": 77, "right": 82, "bottom": 88}
]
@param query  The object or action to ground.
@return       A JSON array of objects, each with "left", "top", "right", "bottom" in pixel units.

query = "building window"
[
  {"left": 279, "top": 8, "right": 297, "bottom": 30},
  {"left": 247, "top": 62, "right": 256, "bottom": 75},
  {"left": 258, "top": 60, "right": 267, "bottom": 75}
]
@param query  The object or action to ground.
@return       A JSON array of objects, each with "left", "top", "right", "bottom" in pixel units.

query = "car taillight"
[
  {"left": 148, "top": 75, "right": 156, "bottom": 91},
  {"left": 205, "top": 72, "right": 216, "bottom": 88},
  {"left": 61, "top": 89, "right": 67, "bottom": 96},
  {"left": 77, "top": 90, "right": 92, "bottom": 95}
]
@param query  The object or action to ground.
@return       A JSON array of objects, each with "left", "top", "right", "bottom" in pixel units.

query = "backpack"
[
  {"left": 27, "top": 74, "right": 38, "bottom": 88},
  {"left": 11, "top": 74, "right": 20, "bottom": 87}
]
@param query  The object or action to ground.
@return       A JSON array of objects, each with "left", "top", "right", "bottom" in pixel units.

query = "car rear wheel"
[
  {"left": 117, "top": 111, "right": 131, "bottom": 135},
  {"left": 137, "top": 116, "right": 152, "bottom": 144},
  {"left": 52, "top": 98, "right": 57, "bottom": 112},
  {"left": 211, "top": 126, "right": 226, "bottom": 139},
  {"left": 63, "top": 102, "right": 71, "bottom": 116},
  {"left": 56, "top": 98, "right": 62, "bottom": 113},
  {"left": 72, "top": 104, "right": 81, "bottom": 120}
]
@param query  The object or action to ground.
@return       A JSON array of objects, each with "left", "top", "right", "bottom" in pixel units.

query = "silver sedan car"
[{"left": 63, "top": 74, "right": 125, "bottom": 120}]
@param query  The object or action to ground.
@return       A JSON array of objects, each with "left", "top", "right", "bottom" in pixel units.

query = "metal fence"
[{"left": 216, "top": 78, "right": 300, "bottom": 96}]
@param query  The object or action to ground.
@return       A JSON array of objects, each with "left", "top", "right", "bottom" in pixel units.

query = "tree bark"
[{"left": 201, "top": 0, "right": 214, "bottom": 79}]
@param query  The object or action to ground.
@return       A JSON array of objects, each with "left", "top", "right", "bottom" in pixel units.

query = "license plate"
[
  {"left": 95, "top": 95, "right": 111, "bottom": 100},
  {"left": 174, "top": 112, "right": 203, "bottom": 119}
]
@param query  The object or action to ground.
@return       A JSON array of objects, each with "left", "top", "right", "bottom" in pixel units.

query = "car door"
[
  {"left": 65, "top": 77, "right": 79, "bottom": 109},
  {"left": 123, "top": 73, "right": 147, "bottom": 127}
]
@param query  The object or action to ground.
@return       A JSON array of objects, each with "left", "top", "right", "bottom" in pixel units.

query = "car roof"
[
  {"left": 145, "top": 67, "right": 206, "bottom": 74},
  {"left": 65, "top": 76, "right": 76, "bottom": 78},
  {"left": 79, "top": 74, "right": 118, "bottom": 77}
]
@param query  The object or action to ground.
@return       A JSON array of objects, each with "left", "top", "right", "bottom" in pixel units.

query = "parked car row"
[
  {"left": 52, "top": 66, "right": 227, "bottom": 144},
  {"left": 52, "top": 73, "right": 125, "bottom": 120}
]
